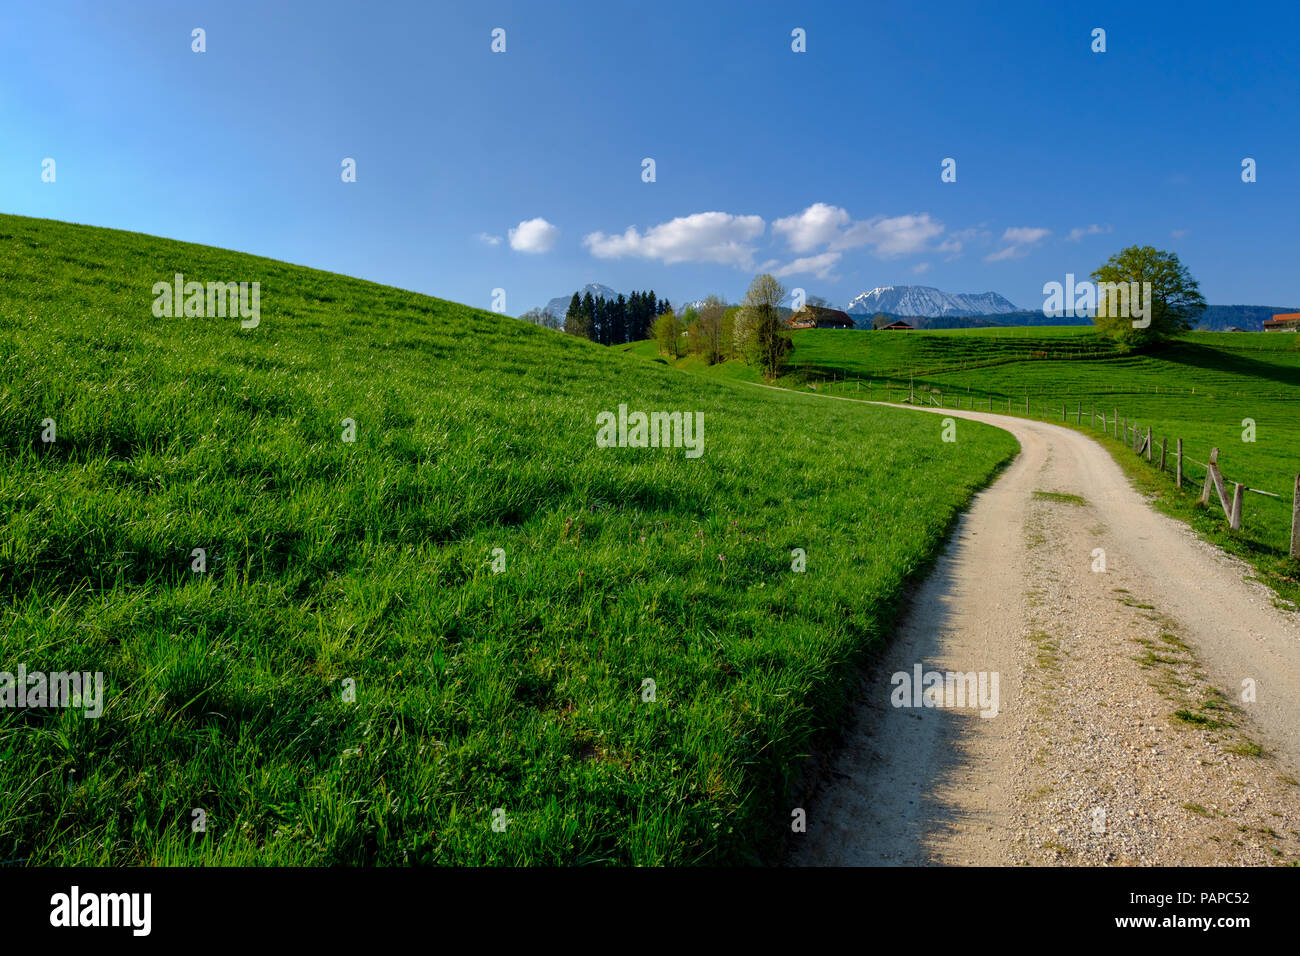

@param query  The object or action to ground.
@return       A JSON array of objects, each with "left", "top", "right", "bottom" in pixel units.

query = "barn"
[
  {"left": 1263, "top": 313, "right": 1300, "bottom": 332},
  {"left": 786, "top": 305, "right": 856, "bottom": 330}
]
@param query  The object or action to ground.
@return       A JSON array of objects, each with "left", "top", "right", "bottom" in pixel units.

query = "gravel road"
[{"left": 786, "top": 403, "right": 1300, "bottom": 866}]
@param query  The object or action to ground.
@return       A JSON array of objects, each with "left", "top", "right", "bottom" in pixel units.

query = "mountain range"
[
  {"left": 541, "top": 283, "right": 1294, "bottom": 332},
  {"left": 844, "top": 286, "right": 1020, "bottom": 317}
]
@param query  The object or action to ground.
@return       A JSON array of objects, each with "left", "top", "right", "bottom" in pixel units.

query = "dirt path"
[{"left": 784, "top": 401, "right": 1300, "bottom": 866}]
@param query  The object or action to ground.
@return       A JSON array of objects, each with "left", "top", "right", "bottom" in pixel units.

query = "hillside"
[
  {"left": 637, "top": 326, "right": 1300, "bottom": 603},
  {"left": 0, "top": 213, "right": 1021, "bottom": 865}
]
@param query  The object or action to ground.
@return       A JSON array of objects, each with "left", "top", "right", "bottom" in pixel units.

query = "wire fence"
[{"left": 837, "top": 380, "right": 1300, "bottom": 559}]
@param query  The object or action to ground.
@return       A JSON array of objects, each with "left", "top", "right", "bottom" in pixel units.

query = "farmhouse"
[
  {"left": 787, "top": 305, "right": 855, "bottom": 330},
  {"left": 1263, "top": 312, "right": 1300, "bottom": 332},
  {"left": 879, "top": 320, "right": 914, "bottom": 330}
]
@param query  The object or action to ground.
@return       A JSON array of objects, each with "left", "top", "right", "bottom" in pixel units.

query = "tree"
[
  {"left": 592, "top": 294, "right": 607, "bottom": 344},
  {"left": 682, "top": 305, "right": 702, "bottom": 356},
  {"left": 653, "top": 310, "right": 684, "bottom": 358},
  {"left": 693, "top": 294, "right": 728, "bottom": 364},
  {"left": 612, "top": 294, "right": 628, "bottom": 346},
  {"left": 736, "top": 274, "right": 791, "bottom": 379},
  {"left": 579, "top": 291, "right": 596, "bottom": 340},
  {"left": 721, "top": 306, "right": 740, "bottom": 360},
  {"left": 1090, "top": 245, "right": 1206, "bottom": 346},
  {"left": 563, "top": 292, "right": 581, "bottom": 334}
]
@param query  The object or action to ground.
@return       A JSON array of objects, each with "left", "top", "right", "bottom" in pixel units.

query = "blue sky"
[{"left": 3, "top": 0, "right": 1297, "bottom": 313}]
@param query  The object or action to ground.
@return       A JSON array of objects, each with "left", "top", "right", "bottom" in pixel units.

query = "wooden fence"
[{"left": 861, "top": 381, "right": 1300, "bottom": 558}]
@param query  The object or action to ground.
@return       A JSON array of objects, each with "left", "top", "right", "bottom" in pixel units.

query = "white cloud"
[
  {"left": 911, "top": 262, "right": 931, "bottom": 274},
  {"left": 769, "top": 251, "right": 843, "bottom": 279},
  {"left": 834, "top": 213, "right": 946, "bottom": 258},
  {"left": 1001, "top": 226, "right": 1051, "bottom": 245},
  {"left": 1066, "top": 223, "right": 1111, "bottom": 242},
  {"left": 476, "top": 232, "right": 502, "bottom": 246},
  {"left": 583, "top": 211, "right": 766, "bottom": 268},
  {"left": 771, "top": 204, "right": 946, "bottom": 259},
  {"left": 772, "top": 203, "right": 851, "bottom": 253},
  {"left": 508, "top": 218, "right": 559, "bottom": 254},
  {"left": 985, "top": 226, "right": 1050, "bottom": 261}
]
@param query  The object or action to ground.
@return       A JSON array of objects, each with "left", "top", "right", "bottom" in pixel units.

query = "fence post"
[
  {"left": 1062, "top": 405, "right": 1066, "bottom": 421},
  {"left": 1160, "top": 437, "right": 1167, "bottom": 472},
  {"left": 1230, "top": 482, "right": 1244, "bottom": 531},
  {"left": 1025, "top": 396, "right": 1029, "bottom": 415},
  {"left": 1146, "top": 427, "right": 1152, "bottom": 462},
  {"left": 1291, "top": 475, "right": 1300, "bottom": 558},
  {"left": 1091, "top": 404, "right": 1095, "bottom": 427},
  {"left": 1176, "top": 439, "right": 1183, "bottom": 488},
  {"left": 1076, "top": 402, "right": 1081, "bottom": 424},
  {"left": 1113, "top": 408, "right": 1119, "bottom": 437}
]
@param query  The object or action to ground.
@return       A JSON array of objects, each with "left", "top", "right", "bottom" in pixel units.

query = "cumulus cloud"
[
  {"left": 583, "top": 211, "right": 766, "bottom": 268},
  {"left": 1066, "top": 223, "right": 1112, "bottom": 242},
  {"left": 769, "top": 204, "right": 946, "bottom": 257},
  {"left": 836, "top": 213, "right": 945, "bottom": 257},
  {"left": 508, "top": 217, "right": 559, "bottom": 253},
  {"left": 772, "top": 203, "right": 851, "bottom": 253},
  {"left": 771, "top": 204, "right": 946, "bottom": 259},
  {"left": 768, "top": 251, "right": 843, "bottom": 280},
  {"left": 985, "top": 226, "right": 1050, "bottom": 261}
]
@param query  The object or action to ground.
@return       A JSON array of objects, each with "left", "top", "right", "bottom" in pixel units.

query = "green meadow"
[
  {"left": 638, "top": 326, "right": 1300, "bottom": 605},
  {"left": 0, "top": 214, "right": 1018, "bottom": 865}
]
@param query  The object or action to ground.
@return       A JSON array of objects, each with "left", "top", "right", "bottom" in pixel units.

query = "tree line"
[
  {"left": 563, "top": 289, "right": 672, "bottom": 345},
  {"left": 653, "top": 274, "right": 793, "bottom": 380}
]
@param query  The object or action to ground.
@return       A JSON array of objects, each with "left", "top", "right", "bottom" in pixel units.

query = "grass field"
[
  {"left": 0, "top": 213, "right": 1020, "bottom": 865},
  {"left": 635, "top": 327, "right": 1300, "bottom": 606}
]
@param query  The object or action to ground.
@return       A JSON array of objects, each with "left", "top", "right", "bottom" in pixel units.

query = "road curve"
[{"left": 770, "top": 394, "right": 1300, "bottom": 865}]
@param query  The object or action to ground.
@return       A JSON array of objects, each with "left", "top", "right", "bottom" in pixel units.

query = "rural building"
[
  {"left": 1263, "top": 312, "right": 1300, "bottom": 332},
  {"left": 787, "top": 305, "right": 856, "bottom": 330},
  {"left": 879, "top": 320, "right": 914, "bottom": 331}
]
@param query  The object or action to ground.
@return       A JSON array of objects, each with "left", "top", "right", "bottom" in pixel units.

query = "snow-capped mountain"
[
  {"left": 844, "top": 286, "right": 1020, "bottom": 317},
  {"left": 544, "top": 283, "right": 621, "bottom": 321}
]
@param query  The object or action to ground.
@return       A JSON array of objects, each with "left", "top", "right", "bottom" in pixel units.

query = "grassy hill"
[
  {"left": 637, "top": 327, "right": 1300, "bottom": 605},
  {"left": 0, "top": 214, "right": 1020, "bottom": 865}
]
